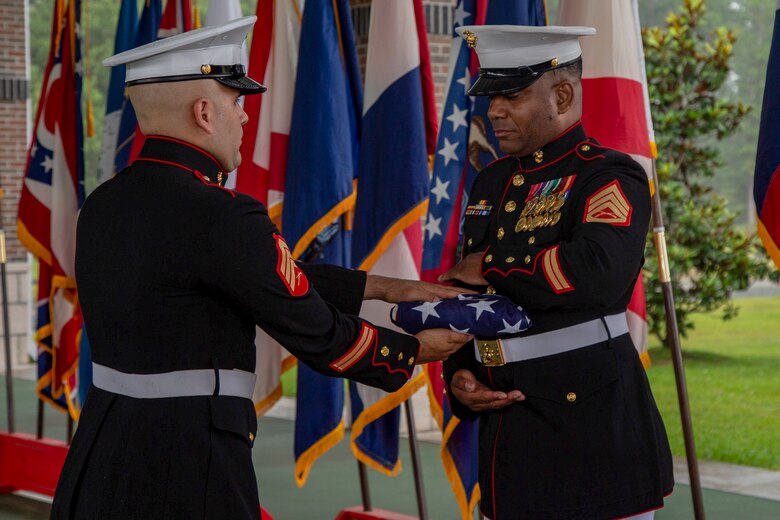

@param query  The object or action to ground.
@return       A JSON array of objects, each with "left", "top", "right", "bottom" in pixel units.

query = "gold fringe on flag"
[
  {"left": 193, "top": 0, "right": 201, "bottom": 29},
  {"left": 84, "top": 0, "right": 94, "bottom": 137}
]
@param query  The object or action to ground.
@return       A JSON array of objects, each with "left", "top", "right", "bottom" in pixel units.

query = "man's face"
[
  {"left": 211, "top": 84, "right": 249, "bottom": 172},
  {"left": 487, "top": 75, "right": 559, "bottom": 157}
]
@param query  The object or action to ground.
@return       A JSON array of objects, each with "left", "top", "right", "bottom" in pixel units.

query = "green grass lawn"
[{"left": 645, "top": 296, "right": 780, "bottom": 470}]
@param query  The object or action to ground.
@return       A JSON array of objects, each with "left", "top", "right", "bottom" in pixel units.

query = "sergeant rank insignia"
[
  {"left": 515, "top": 175, "right": 576, "bottom": 233},
  {"left": 465, "top": 200, "right": 493, "bottom": 216},
  {"left": 584, "top": 180, "right": 632, "bottom": 226}
]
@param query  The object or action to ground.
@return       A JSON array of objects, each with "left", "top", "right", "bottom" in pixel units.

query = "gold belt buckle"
[{"left": 477, "top": 338, "right": 505, "bottom": 367}]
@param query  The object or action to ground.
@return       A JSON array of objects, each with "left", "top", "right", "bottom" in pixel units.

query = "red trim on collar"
[
  {"left": 143, "top": 135, "right": 226, "bottom": 172},
  {"left": 551, "top": 120, "right": 582, "bottom": 142},
  {"left": 134, "top": 157, "right": 236, "bottom": 198}
]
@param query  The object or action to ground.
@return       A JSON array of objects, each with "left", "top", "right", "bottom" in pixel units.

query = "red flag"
[
  {"left": 17, "top": 0, "right": 85, "bottom": 418},
  {"left": 558, "top": 0, "right": 654, "bottom": 367}
]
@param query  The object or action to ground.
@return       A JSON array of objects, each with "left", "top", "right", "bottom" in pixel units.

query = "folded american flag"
[{"left": 391, "top": 294, "right": 532, "bottom": 336}]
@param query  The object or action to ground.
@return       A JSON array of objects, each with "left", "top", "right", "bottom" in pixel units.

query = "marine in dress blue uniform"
[
  {"left": 440, "top": 26, "right": 674, "bottom": 520},
  {"left": 51, "top": 17, "right": 468, "bottom": 519}
]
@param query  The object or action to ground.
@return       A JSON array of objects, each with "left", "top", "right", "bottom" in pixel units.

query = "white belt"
[
  {"left": 474, "top": 312, "right": 628, "bottom": 366},
  {"left": 92, "top": 363, "right": 257, "bottom": 400}
]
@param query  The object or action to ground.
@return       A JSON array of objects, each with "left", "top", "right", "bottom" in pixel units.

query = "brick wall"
[{"left": 0, "top": 0, "right": 31, "bottom": 370}]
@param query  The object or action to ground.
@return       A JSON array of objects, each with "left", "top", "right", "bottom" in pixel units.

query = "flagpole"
[
  {"left": 357, "top": 461, "right": 372, "bottom": 511},
  {"left": 649, "top": 162, "right": 706, "bottom": 520},
  {"left": 0, "top": 188, "right": 15, "bottom": 433},
  {"left": 404, "top": 398, "right": 429, "bottom": 520}
]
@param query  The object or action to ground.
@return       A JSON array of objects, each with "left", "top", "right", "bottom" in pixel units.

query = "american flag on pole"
[
  {"left": 348, "top": 0, "right": 434, "bottom": 476},
  {"left": 17, "top": 0, "right": 86, "bottom": 419},
  {"left": 558, "top": 0, "right": 655, "bottom": 367},
  {"left": 755, "top": 1, "right": 780, "bottom": 270},
  {"left": 420, "top": 2, "right": 545, "bottom": 518}
]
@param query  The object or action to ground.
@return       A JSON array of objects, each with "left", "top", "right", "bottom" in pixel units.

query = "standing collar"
[
  {"left": 518, "top": 121, "right": 587, "bottom": 171},
  {"left": 135, "top": 135, "right": 230, "bottom": 186}
]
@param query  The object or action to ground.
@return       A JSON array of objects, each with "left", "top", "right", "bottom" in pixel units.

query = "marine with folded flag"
[
  {"left": 50, "top": 16, "right": 470, "bottom": 518},
  {"left": 420, "top": 2, "right": 545, "bottom": 518},
  {"left": 438, "top": 24, "right": 674, "bottom": 520}
]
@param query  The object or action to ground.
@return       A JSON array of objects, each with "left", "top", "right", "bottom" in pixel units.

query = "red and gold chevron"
[
  {"left": 542, "top": 245, "right": 574, "bottom": 294},
  {"left": 330, "top": 322, "right": 377, "bottom": 372},
  {"left": 583, "top": 180, "right": 632, "bottom": 226},
  {"left": 274, "top": 233, "right": 310, "bottom": 297}
]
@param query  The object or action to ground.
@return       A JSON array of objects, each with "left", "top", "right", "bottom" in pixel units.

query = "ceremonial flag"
[
  {"left": 558, "top": 0, "right": 655, "bottom": 367},
  {"left": 234, "top": 0, "right": 300, "bottom": 215},
  {"left": 287, "top": 0, "right": 362, "bottom": 487},
  {"left": 349, "top": 0, "right": 433, "bottom": 476},
  {"left": 97, "top": 0, "right": 138, "bottom": 185},
  {"left": 18, "top": 0, "right": 86, "bottom": 419},
  {"left": 755, "top": 1, "right": 780, "bottom": 269},
  {"left": 158, "top": 0, "right": 192, "bottom": 38},
  {"left": 420, "top": 2, "right": 545, "bottom": 518},
  {"left": 112, "top": 0, "right": 162, "bottom": 173}
]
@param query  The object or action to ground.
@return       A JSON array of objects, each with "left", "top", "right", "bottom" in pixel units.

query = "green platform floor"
[{"left": 3, "top": 376, "right": 780, "bottom": 519}]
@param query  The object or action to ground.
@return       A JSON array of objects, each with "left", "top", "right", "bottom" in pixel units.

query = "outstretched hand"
[
  {"left": 364, "top": 275, "right": 477, "bottom": 303},
  {"left": 414, "top": 329, "right": 473, "bottom": 363},
  {"left": 450, "top": 369, "right": 524, "bottom": 412},
  {"left": 438, "top": 253, "right": 488, "bottom": 286}
]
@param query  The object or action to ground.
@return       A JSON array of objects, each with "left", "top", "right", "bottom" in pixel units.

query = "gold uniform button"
[
  {"left": 497, "top": 227, "right": 505, "bottom": 240},
  {"left": 580, "top": 144, "right": 590, "bottom": 152},
  {"left": 249, "top": 432, "right": 255, "bottom": 442},
  {"left": 485, "top": 254, "right": 493, "bottom": 263},
  {"left": 513, "top": 174, "right": 525, "bottom": 187},
  {"left": 203, "top": 176, "right": 211, "bottom": 182},
  {"left": 506, "top": 256, "right": 515, "bottom": 263},
  {"left": 380, "top": 346, "right": 390, "bottom": 357},
  {"left": 407, "top": 357, "right": 415, "bottom": 365},
  {"left": 486, "top": 285, "right": 496, "bottom": 295},
  {"left": 524, "top": 255, "right": 532, "bottom": 264},
  {"left": 566, "top": 392, "right": 577, "bottom": 403},
  {"left": 201, "top": 64, "right": 212, "bottom": 75},
  {"left": 398, "top": 352, "right": 404, "bottom": 361},
  {"left": 504, "top": 201, "right": 517, "bottom": 213},
  {"left": 467, "top": 238, "right": 473, "bottom": 246},
  {"left": 528, "top": 236, "right": 536, "bottom": 245}
]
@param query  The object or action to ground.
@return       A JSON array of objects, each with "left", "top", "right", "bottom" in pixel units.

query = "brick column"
[{"left": 0, "top": 0, "right": 31, "bottom": 370}]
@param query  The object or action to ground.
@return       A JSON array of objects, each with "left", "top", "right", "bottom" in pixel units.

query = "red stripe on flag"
[
  {"left": 581, "top": 77, "right": 651, "bottom": 157},
  {"left": 760, "top": 165, "right": 780, "bottom": 246},
  {"left": 413, "top": 0, "right": 438, "bottom": 156}
]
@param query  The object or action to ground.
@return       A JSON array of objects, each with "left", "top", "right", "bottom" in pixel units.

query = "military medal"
[{"left": 515, "top": 175, "right": 576, "bottom": 233}]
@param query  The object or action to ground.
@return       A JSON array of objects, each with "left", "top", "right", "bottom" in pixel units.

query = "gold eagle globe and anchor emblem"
[{"left": 463, "top": 30, "right": 478, "bottom": 48}]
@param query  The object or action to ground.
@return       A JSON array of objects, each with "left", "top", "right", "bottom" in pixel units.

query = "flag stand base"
[
  {"left": 0, "top": 431, "right": 68, "bottom": 496},
  {"left": 335, "top": 506, "right": 418, "bottom": 520},
  {"left": 0, "top": 431, "right": 276, "bottom": 519}
]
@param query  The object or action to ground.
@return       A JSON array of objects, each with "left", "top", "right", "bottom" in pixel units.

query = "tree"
[{"left": 642, "top": 0, "right": 777, "bottom": 346}]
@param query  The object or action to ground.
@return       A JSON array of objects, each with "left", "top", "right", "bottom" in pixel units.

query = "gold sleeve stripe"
[
  {"left": 542, "top": 246, "right": 573, "bottom": 293},
  {"left": 330, "top": 324, "right": 377, "bottom": 372}
]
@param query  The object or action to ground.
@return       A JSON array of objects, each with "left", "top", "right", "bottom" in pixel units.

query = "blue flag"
[
  {"left": 113, "top": 0, "right": 162, "bottom": 173},
  {"left": 287, "top": 0, "right": 363, "bottom": 487},
  {"left": 98, "top": 0, "right": 138, "bottom": 184},
  {"left": 755, "top": 3, "right": 780, "bottom": 269}
]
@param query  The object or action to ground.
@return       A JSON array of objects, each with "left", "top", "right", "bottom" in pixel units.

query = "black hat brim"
[
  {"left": 216, "top": 75, "right": 267, "bottom": 95},
  {"left": 467, "top": 73, "right": 542, "bottom": 96}
]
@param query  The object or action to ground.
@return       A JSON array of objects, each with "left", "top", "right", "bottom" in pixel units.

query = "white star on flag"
[
  {"left": 424, "top": 214, "right": 442, "bottom": 239},
  {"left": 453, "top": 3, "right": 470, "bottom": 28},
  {"left": 456, "top": 66, "right": 471, "bottom": 95},
  {"left": 430, "top": 176, "right": 451, "bottom": 204},
  {"left": 467, "top": 299, "right": 497, "bottom": 320},
  {"left": 41, "top": 154, "right": 54, "bottom": 173},
  {"left": 497, "top": 319, "right": 525, "bottom": 335},
  {"left": 437, "top": 137, "right": 459, "bottom": 166},
  {"left": 446, "top": 104, "right": 468, "bottom": 132},
  {"left": 449, "top": 324, "right": 470, "bottom": 334},
  {"left": 412, "top": 301, "right": 442, "bottom": 324}
]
